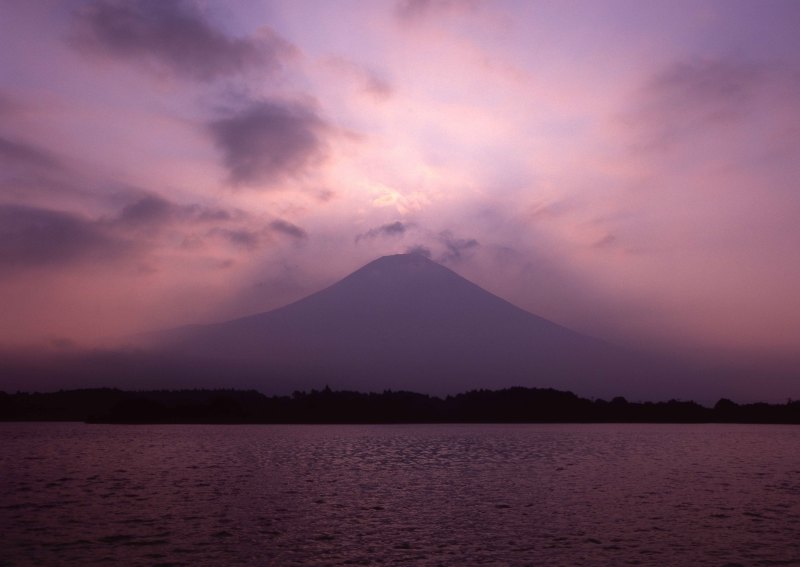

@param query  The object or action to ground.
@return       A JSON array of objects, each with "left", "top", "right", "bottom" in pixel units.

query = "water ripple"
[{"left": 2, "top": 423, "right": 800, "bottom": 566}]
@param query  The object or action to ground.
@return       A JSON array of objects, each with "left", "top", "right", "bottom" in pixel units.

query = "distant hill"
[{"left": 144, "top": 253, "right": 676, "bottom": 397}]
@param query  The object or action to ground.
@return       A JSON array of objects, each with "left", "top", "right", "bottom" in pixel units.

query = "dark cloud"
[
  {"left": 0, "top": 132, "right": 123, "bottom": 211},
  {"left": 0, "top": 204, "right": 124, "bottom": 269},
  {"left": 355, "top": 221, "right": 412, "bottom": 242},
  {"left": 204, "top": 217, "right": 309, "bottom": 249},
  {"left": 181, "top": 202, "right": 247, "bottom": 225},
  {"left": 0, "top": 136, "right": 62, "bottom": 171},
  {"left": 112, "top": 193, "right": 241, "bottom": 227},
  {"left": 107, "top": 192, "right": 275, "bottom": 259},
  {"left": 378, "top": 221, "right": 409, "bottom": 236},
  {"left": 0, "top": 129, "right": 109, "bottom": 204},
  {"left": 210, "top": 228, "right": 260, "bottom": 250},
  {"left": 0, "top": 188, "right": 265, "bottom": 273},
  {"left": 208, "top": 100, "right": 327, "bottom": 187},
  {"left": 437, "top": 230, "right": 479, "bottom": 263},
  {"left": 72, "top": 0, "right": 293, "bottom": 81},
  {"left": 115, "top": 194, "right": 175, "bottom": 227},
  {"left": 270, "top": 219, "right": 307, "bottom": 240}
]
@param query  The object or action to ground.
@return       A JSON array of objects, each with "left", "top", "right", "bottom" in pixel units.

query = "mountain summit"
[{"left": 151, "top": 254, "right": 649, "bottom": 395}]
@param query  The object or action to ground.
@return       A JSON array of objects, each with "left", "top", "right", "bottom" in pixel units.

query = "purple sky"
[{"left": 1, "top": 0, "right": 800, "bottom": 366}]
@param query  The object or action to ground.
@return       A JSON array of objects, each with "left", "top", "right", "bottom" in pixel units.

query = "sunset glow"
[{"left": 1, "top": 1, "right": 800, "bottom": 393}]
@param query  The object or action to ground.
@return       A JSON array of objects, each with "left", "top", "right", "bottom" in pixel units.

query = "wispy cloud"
[
  {"left": 405, "top": 244, "right": 433, "bottom": 258},
  {"left": 209, "top": 228, "right": 261, "bottom": 250},
  {"left": 437, "top": 230, "right": 479, "bottom": 263},
  {"left": 115, "top": 194, "right": 176, "bottom": 227},
  {"left": 270, "top": 219, "right": 308, "bottom": 240},
  {"left": 355, "top": 221, "right": 412, "bottom": 242},
  {"left": 0, "top": 191, "right": 279, "bottom": 273},
  {"left": 0, "top": 136, "right": 63, "bottom": 172},
  {"left": 629, "top": 58, "right": 764, "bottom": 150},
  {"left": 323, "top": 57, "right": 393, "bottom": 101},
  {"left": 395, "top": 0, "right": 481, "bottom": 24}
]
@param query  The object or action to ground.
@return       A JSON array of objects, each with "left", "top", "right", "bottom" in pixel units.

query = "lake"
[{"left": 2, "top": 423, "right": 800, "bottom": 566}]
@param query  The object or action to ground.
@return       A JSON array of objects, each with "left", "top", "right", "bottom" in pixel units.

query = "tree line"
[{"left": 2, "top": 386, "right": 800, "bottom": 424}]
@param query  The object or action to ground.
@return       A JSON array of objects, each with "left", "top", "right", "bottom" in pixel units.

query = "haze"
[{"left": 1, "top": 1, "right": 799, "bottom": 399}]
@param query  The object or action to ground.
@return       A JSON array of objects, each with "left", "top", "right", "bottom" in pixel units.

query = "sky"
[{"left": 1, "top": 0, "right": 800, "bottom": 367}]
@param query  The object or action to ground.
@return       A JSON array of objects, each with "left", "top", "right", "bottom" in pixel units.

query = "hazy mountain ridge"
[{"left": 144, "top": 254, "right": 675, "bottom": 397}]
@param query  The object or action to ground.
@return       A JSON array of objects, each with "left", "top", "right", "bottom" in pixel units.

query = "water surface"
[{"left": 2, "top": 423, "right": 800, "bottom": 566}]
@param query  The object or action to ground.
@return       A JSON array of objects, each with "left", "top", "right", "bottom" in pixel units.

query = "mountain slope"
[{"left": 149, "top": 254, "right": 659, "bottom": 396}]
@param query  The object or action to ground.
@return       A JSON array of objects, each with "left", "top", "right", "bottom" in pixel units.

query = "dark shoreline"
[{"left": 2, "top": 386, "right": 799, "bottom": 424}]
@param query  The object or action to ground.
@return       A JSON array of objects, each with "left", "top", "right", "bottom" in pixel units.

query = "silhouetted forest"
[{"left": 1, "top": 387, "right": 800, "bottom": 424}]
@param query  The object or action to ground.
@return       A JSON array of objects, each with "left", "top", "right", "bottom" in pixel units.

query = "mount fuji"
[{"left": 147, "top": 253, "right": 669, "bottom": 397}]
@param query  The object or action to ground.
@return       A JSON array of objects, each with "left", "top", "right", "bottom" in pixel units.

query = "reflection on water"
[{"left": 2, "top": 423, "right": 800, "bottom": 566}]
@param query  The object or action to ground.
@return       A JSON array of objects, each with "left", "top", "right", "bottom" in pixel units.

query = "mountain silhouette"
[{"left": 143, "top": 253, "right": 671, "bottom": 396}]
